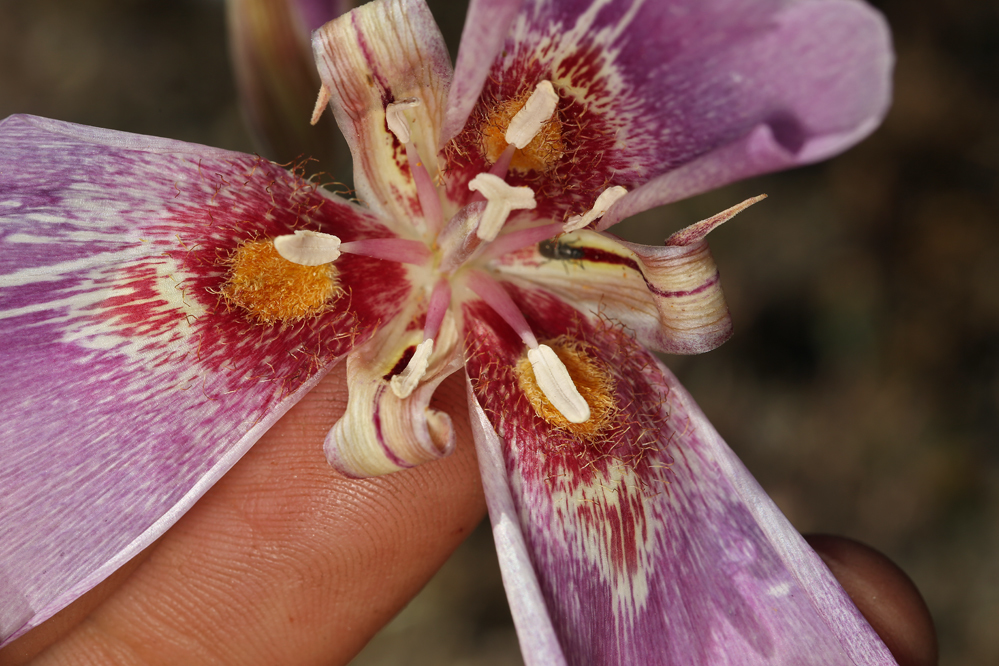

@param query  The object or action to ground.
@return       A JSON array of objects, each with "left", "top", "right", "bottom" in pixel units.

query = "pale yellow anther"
[
  {"left": 311, "top": 85, "right": 331, "bottom": 126},
  {"left": 527, "top": 344, "right": 590, "bottom": 423},
  {"left": 386, "top": 98, "right": 420, "bottom": 144},
  {"left": 563, "top": 186, "right": 628, "bottom": 232},
  {"left": 505, "top": 81, "right": 559, "bottom": 149},
  {"left": 468, "top": 173, "right": 537, "bottom": 242},
  {"left": 274, "top": 229, "right": 342, "bottom": 266},
  {"left": 390, "top": 338, "right": 434, "bottom": 399}
]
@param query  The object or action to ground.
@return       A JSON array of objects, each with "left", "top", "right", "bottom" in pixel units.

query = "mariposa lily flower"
[{"left": 0, "top": 0, "right": 895, "bottom": 663}]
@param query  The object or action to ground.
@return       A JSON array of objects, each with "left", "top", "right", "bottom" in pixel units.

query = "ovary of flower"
[
  {"left": 563, "top": 185, "right": 628, "bottom": 232},
  {"left": 390, "top": 338, "right": 434, "bottom": 399},
  {"left": 505, "top": 80, "right": 559, "bottom": 149},
  {"left": 385, "top": 98, "right": 421, "bottom": 144},
  {"left": 274, "top": 229, "right": 342, "bottom": 265},
  {"left": 467, "top": 173, "right": 536, "bottom": 242},
  {"left": 528, "top": 344, "right": 591, "bottom": 424}
]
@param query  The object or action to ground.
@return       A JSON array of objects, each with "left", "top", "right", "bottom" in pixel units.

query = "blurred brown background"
[{"left": 1, "top": 0, "right": 996, "bottom": 664}]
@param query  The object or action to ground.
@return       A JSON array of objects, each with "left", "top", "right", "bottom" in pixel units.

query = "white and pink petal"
[{"left": 312, "top": 0, "right": 453, "bottom": 228}]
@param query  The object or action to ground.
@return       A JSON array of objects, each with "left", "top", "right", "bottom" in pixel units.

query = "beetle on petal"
[{"left": 0, "top": 0, "right": 895, "bottom": 663}]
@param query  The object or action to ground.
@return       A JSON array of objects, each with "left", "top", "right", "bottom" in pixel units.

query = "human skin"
[{"left": 0, "top": 366, "right": 936, "bottom": 666}]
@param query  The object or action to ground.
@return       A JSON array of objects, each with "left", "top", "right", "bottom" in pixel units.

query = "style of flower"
[{"left": 0, "top": 0, "right": 895, "bottom": 663}]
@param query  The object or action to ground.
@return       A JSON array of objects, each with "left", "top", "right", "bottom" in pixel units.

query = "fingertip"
[{"left": 805, "top": 534, "right": 938, "bottom": 666}]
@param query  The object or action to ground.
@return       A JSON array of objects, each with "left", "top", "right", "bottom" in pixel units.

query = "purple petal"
[
  {"left": 463, "top": 286, "right": 895, "bottom": 664},
  {"left": 293, "top": 0, "right": 353, "bottom": 33},
  {"left": 444, "top": 0, "right": 892, "bottom": 226},
  {"left": 0, "top": 115, "right": 406, "bottom": 644},
  {"left": 440, "top": 0, "right": 526, "bottom": 145}
]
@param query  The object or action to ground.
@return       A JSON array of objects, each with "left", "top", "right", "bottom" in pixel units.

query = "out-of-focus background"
[{"left": 1, "top": 0, "right": 995, "bottom": 663}]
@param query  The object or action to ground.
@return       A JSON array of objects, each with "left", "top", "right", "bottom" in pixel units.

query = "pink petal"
[
  {"left": 444, "top": 0, "right": 892, "bottom": 227},
  {"left": 463, "top": 286, "right": 895, "bottom": 664},
  {"left": 0, "top": 115, "right": 406, "bottom": 644}
]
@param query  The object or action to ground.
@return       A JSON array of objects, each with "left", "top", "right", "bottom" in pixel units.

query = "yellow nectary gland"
[
  {"left": 220, "top": 238, "right": 341, "bottom": 323},
  {"left": 516, "top": 337, "right": 616, "bottom": 440},
  {"left": 481, "top": 89, "right": 564, "bottom": 174}
]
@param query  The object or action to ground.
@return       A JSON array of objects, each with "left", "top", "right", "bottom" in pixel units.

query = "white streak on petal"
[
  {"left": 273, "top": 229, "right": 341, "bottom": 265},
  {"left": 505, "top": 80, "right": 559, "bottom": 149},
  {"left": 527, "top": 344, "right": 589, "bottom": 423},
  {"left": 390, "top": 338, "right": 433, "bottom": 399}
]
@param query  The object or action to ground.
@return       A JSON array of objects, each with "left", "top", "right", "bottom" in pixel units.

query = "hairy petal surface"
[
  {"left": 464, "top": 288, "right": 895, "bottom": 665},
  {"left": 0, "top": 115, "right": 406, "bottom": 644},
  {"left": 312, "top": 0, "right": 452, "bottom": 226},
  {"left": 445, "top": 0, "right": 892, "bottom": 226}
]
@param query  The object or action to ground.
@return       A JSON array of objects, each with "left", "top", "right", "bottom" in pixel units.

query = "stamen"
[
  {"left": 386, "top": 98, "right": 420, "bottom": 144},
  {"left": 527, "top": 344, "right": 591, "bottom": 423},
  {"left": 390, "top": 338, "right": 433, "bottom": 399},
  {"left": 274, "top": 230, "right": 341, "bottom": 266},
  {"left": 563, "top": 186, "right": 628, "bottom": 232},
  {"left": 338, "top": 238, "right": 431, "bottom": 265},
  {"left": 467, "top": 173, "right": 536, "bottom": 242},
  {"left": 465, "top": 270, "right": 538, "bottom": 348},
  {"left": 423, "top": 279, "right": 452, "bottom": 340},
  {"left": 387, "top": 99, "right": 444, "bottom": 233},
  {"left": 311, "top": 85, "right": 331, "bottom": 126},
  {"left": 505, "top": 81, "right": 559, "bottom": 149}
]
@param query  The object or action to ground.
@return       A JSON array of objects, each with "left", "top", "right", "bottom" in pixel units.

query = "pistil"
[{"left": 467, "top": 173, "right": 536, "bottom": 242}]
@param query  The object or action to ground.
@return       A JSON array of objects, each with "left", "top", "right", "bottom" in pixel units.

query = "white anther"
[
  {"left": 386, "top": 98, "right": 421, "bottom": 144},
  {"left": 390, "top": 338, "right": 434, "bottom": 399},
  {"left": 468, "top": 173, "right": 537, "bottom": 242},
  {"left": 505, "top": 81, "right": 559, "bottom": 149},
  {"left": 563, "top": 186, "right": 628, "bottom": 232},
  {"left": 527, "top": 344, "right": 590, "bottom": 423},
  {"left": 274, "top": 229, "right": 341, "bottom": 266}
]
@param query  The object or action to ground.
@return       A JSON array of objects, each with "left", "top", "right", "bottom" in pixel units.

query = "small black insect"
[{"left": 539, "top": 239, "right": 586, "bottom": 261}]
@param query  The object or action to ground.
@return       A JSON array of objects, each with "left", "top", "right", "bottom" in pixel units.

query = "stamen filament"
[
  {"left": 465, "top": 270, "right": 538, "bottom": 349},
  {"left": 339, "top": 238, "right": 431, "bottom": 265},
  {"left": 477, "top": 222, "right": 563, "bottom": 262},
  {"left": 423, "top": 279, "right": 452, "bottom": 340},
  {"left": 406, "top": 143, "right": 444, "bottom": 234}
]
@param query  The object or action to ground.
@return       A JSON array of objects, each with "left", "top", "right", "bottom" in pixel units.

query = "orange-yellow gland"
[
  {"left": 481, "top": 89, "right": 564, "bottom": 174},
  {"left": 516, "top": 337, "right": 616, "bottom": 440},
  {"left": 220, "top": 237, "right": 341, "bottom": 324}
]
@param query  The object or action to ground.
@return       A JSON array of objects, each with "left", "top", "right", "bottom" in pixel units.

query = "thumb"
[{"left": 2, "top": 364, "right": 486, "bottom": 666}]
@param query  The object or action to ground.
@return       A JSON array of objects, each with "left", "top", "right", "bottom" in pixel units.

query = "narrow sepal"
[
  {"left": 490, "top": 228, "right": 730, "bottom": 355},
  {"left": 312, "top": 0, "right": 452, "bottom": 227},
  {"left": 464, "top": 288, "right": 896, "bottom": 665},
  {"left": 325, "top": 308, "right": 462, "bottom": 477},
  {"left": 0, "top": 115, "right": 407, "bottom": 644}
]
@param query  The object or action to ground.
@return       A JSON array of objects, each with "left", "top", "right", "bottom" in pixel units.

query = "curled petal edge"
[{"left": 325, "top": 311, "right": 463, "bottom": 478}]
